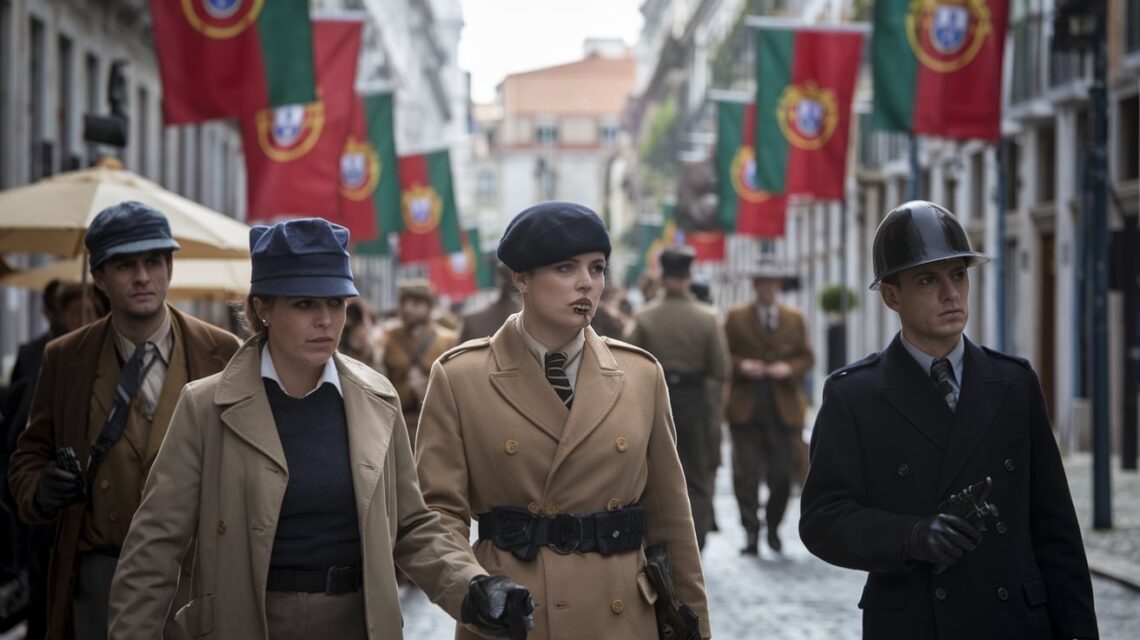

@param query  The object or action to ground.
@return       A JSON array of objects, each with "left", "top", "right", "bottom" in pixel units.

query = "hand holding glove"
[
  {"left": 34, "top": 462, "right": 84, "bottom": 517},
  {"left": 904, "top": 514, "right": 982, "bottom": 568},
  {"left": 461, "top": 574, "right": 534, "bottom": 640}
]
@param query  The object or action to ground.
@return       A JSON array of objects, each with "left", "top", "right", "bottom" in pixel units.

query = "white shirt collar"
[{"left": 260, "top": 342, "right": 342, "bottom": 398}]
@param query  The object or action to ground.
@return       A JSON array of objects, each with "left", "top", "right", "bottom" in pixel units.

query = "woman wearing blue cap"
[
  {"left": 107, "top": 218, "right": 533, "bottom": 639},
  {"left": 415, "top": 202, "right": 711, "bottom": 639}
]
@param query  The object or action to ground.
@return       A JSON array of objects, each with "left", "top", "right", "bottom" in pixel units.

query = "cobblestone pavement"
[{"left": 1065, "top": 452, "right": 1140, "bottom": 587}]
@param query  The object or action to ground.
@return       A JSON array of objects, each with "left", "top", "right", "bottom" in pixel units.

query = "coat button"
[
  {"left": 897, "top": 464, "right": 910, "bottom": 477},
  {"left": 996, "top": 522, "right": 1008, "bottom": 534},
  {"left": 527, "top": 501, "right": 542, "bottom": 515},
  {"left": 607, "top": 498, "right": 622, "bottom": 512},
  {"left": 615, "top": 437, "right": 629, "bottom": 452},
  {"left": 611, "top": 599, "right": 624, "bottom": 614},
  {"left": 997, "top": 587, "right": 1009, "bottom": 601},
  {"left": 1004, "top": 458, "right": 1015, "bottom": 472},
  {"left": 99, "top": 479, "right": 110, "bottom": 491},
  {"left": 544, "top": 503, "right": 559, "bottom": 517},
  {"left": 108, "top": 511, "right": 120, "bottom": 523},
  {"left": 505, "top": 440, "right": 520, "bottom": 455},
  {"left": 934, "top": 587, "right": 947, "bottom": 601},
  {"left": 217, "top": 520, "right": 227, "bottom": 535}
]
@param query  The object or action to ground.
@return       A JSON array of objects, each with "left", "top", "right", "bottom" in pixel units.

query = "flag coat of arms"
[
  {"left": 240, "top": 18, "right": 362, "bottom": 225},
  {"left": 149, "top": 0, "right": 316, "bottom": 124},
  {"left": 716, "top": 101, "right": 788, "bottom": 238},
  {"left": 397, "top": 150, "right": 463, "bottom": 263},
  {"left": 754, "top": 27, "right": 863, "bottom": 201},
  {"left": 335, "top": 92, "right": 400, "bottom": 247},
  {"left": 872, "top": 0, "right": 1010, "bottom": 140}
]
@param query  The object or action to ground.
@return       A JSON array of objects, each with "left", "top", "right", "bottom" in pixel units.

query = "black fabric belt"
[
  {"left": 477, "top": 505, "right": 646, "bottom": 561},
  {"left": 664, "top": 372, "right": 704, "bottom": 388},
  {"left": 266, "top": 564, "right": 363, "bottom": 594}
]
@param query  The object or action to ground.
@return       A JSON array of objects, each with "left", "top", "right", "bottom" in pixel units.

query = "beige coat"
[
  {"left": 416, "top": 315, "right": 711, "bottom": 639},
  {"left": 107, "top": 338, "right": 485, "bottom": 639}
]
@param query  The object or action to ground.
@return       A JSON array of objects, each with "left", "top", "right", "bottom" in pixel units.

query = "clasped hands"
[{"left": 740, "top": 359, "right": 793, "bottom": 380}]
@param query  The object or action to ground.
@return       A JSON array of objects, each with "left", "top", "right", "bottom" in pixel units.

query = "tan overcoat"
[
  {"left": 107, "top": 338, "right": 485, "bottom": 639},
  {"left": 415, "top": 314, "right": 711, "bottom": 639},
  {"left": 723, "top": 302, "right": 814, "bottom": 427}
]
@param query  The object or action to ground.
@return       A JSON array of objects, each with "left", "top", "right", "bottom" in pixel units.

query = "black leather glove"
[
  {"left": 904, "top": 514, "right": 982, "bottom": 568},
  {"left": 34, "top": 462, "right": 84, "bottom": 517},
  {"left": 461, "top": 574, "right": 534, "bottom": 640}
]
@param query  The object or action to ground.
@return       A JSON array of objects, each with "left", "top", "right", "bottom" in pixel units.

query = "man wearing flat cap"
[
  {"left": 723, "top": 260, "right": 814, "bottom": 555},
  {"left": 7, "top": 201, "right": 240, "bottom": 640},
  {"left": 381, "top": 279, "right": 458, "bottom": 445},
  {"left": 626, "top": 246, "right": 727, "bottom": 549}
]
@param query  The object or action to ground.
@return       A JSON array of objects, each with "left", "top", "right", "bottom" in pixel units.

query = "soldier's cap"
[
  {"left": 85, "top": 201, "right": 181, "bottom": 270},
  {"left": 659, "top": 245, "right": 696, "bottom": 278},
  {"left": 397, "top": 278, "right": 435, "bottom": 303},
  {"left": 752, "top": 260, "right": 799, "bottom": 292},
  {"left": 249, "top": 218, "right": 358, "bottom": 298},
  {"left": 497, "top": 201, "right": 611, "bottom": 272}
]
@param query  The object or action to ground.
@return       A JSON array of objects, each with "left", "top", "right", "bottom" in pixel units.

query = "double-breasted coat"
[
  {"left": 107, "top": 338, "right": 485, "bottom": 639},
  {"left": 722, "top": 302, "right": 812, "bottom": 428},
  {"left": 799, "top": 335, "right": 1099, "bottom": 639},
  {"left": 415, "top": 314, "right": 711, "bottom": 639},
  {"left": 7, "top": 307, "right": 239, "bottom": 640}
]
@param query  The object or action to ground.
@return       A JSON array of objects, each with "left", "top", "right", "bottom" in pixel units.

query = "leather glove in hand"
[
  {"left": 461, "top": 574, "right": 534, "bottom": 640},
  {"left": 34, "top": 462, "right": 84, "bottom": 516},
  {"left": 905, "top": 514, "right": 981, "bottom": 568}
]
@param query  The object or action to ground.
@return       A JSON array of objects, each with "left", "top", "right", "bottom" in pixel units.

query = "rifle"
[{"left": 934, "top": 476, "right": 999, "bottom": 573}]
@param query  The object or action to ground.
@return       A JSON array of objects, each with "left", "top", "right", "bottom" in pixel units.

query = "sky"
[{"left": 458, "top": 0, "right": 645, "bottom": 103}]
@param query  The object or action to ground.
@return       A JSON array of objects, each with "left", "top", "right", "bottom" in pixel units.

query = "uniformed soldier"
[
  {"left": 626, "top": 246, "right": 727, "bottom": 549},
  {"left": 799, "top": 201, "right": 1098, "bottom": 639},
  {"left": 458, "top": 262, "right": 521, "bottom": 342},
  {"left": 415, "top": 201, "right": 711, "bottom": 639},
  {"left": 723, "top": 260, "right": 814, "bottom": 555}
]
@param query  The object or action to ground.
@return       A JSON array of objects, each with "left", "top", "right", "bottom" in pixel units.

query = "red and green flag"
[
  {"left": 149, "top": 0, "right": 316, "bottom": 124},
  {"left": 470, "top": 229, "right": 495, "bottom": 290},
  {"left": 873, "top": 0, "right": 1009, "bottom": 140},
  {"left": 396, "top": 150, "right": 463, "bottom": 263},
  {"left": 429, "top": 229, "right": 490, "bottom": 300},
  {"left": 716, "top": 100, "right": 788, "bottom": 238},
  {"left": 754, "top": 26, "right": 862, "bottom": 200},
  {"left": 687, "top": 231, "right": 726, "bottom": 262},
  {"left": 336, "top": 92, "right": 400, "bottom": 249},
  {"left": 240, "top": 17, "right": 362, "bottom": 225}
]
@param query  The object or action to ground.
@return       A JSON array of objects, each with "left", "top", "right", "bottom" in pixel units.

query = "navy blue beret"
[
  {"left": 85, "top": 201, "right": 181, "bottom": 270},
  {"left": 497, "top": 201, "right": 611, "bottom": 272},
  {"left": 249, "top": 218, "right": 359, "bottom": 298}
]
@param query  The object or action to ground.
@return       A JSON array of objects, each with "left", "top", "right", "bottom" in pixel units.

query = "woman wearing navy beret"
[
  {"left": 108, "top": 218, "right": 532, "bottom": 639},
  {"left": 415, "top": 202, "right": 712, "bottom": 638}
]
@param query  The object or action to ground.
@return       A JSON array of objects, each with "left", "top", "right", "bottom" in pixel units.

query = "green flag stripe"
[
  {"left": 368, "top": 93, "right": 402, "bottom": 234},
  {"left": 257, "top": 0, "right": 316, "bottom": 106},
  {"left": 754, "top": 29, "right": 793, "bottom": 194},
  {"left": 428, "top": 151, "right": 463, "bottom": 254},
  {"left": 871, "top": 0, "right": 917, "bottom": 132},
  {"left": 716, "top": 102, "right": 743, "bottom": 230}
]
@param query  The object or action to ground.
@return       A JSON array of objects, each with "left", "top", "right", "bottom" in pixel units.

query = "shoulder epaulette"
[
  {"left": 440, "top": 337, "right": 492, "bottom": 363},
  {"left": 829, "top": 352, "right": 881, "bottom": 380},
  {"left": 601, "top": 336, "right": 657, "bottom": 362},
  {"left": 981, "top": 345, "right": 1032, "bottom": 370}
]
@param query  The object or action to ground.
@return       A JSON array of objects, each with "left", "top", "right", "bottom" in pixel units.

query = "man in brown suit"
[
  {"left": 724, "top": 262, "right": 813, "bottom": 555},
  {"left": 7, "top": 201, "right": 240, "bottom": 640},
  {"left": 458, "top": 263, "right": 520, "bottom": 342},
  {"left": 381, "top": 279, "right": 458, "bottom": 444}
]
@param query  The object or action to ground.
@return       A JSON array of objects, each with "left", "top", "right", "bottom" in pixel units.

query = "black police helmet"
[{"left": 870, "top": 200, "right": 989, "bottom": 290}]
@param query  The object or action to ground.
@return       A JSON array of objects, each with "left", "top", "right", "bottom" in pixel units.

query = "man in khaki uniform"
[
  {"left": 724, "top": 261, "right": 814, "bottom": 555},
  {"left": 381, "top": 279, "right": 458, "bottom": 443},
  {"left": 458, "top": 263, "right": 520, "bottom": 342},
  {"left": 7, "top": 202, "right": 239, "bottom": 640},
  {"left": 626, "top": 247, "right": 727, "bottom": 548}
]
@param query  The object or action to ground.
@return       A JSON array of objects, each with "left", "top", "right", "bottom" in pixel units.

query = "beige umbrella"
[
  {"left": 0, "top": 157, "right": 249, "bottom": 259},
  {"left": 0, "top": 256, "right": 252, "bottom": 301}
]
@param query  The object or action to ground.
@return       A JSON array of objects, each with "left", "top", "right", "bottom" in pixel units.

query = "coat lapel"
[
  {"left": 488, "top": 317, "right": 568, "bottom": 443},
  {"left": 215, "top": 339, "right": 288, "bottom": 473},
  {"left": 337, "top": 354, "right": 397, "bottom": 537},
  {"left": 938, "top": 340, "right": 1009, "bottom": 494},
  {"left": 878, "top": 336, "right": 954, "bottom": 451}
]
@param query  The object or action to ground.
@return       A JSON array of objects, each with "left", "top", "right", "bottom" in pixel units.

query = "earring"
[{"left": 260, "top": 317, "right": 269, "bottom": 327}]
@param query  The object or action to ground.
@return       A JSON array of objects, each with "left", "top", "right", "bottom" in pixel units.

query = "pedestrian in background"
[
  {"left": 458, "top": 262, "right": 521, "bottom": 342},
  {"left": 800, "top": 201, "right": 1098, "bottom": 639},
  {"left": 108, "top": 218, "right": 531, "bottom": 640},
  {"left": 626, "top": 246, "right": 727, "bottom": 549},
  {"left": 7, "top": 202, "right": 240, "bottom": 640},
  {"left": 415, "top": 201, "right": 711, "bottom": 639},
  {"left": 339, "top": 298, "right": 385, "bottom": 375},
  {"left": 723, "top": 261, "right": 814, "bottom": 555}
]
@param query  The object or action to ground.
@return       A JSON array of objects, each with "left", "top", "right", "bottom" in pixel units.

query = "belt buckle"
[
  {"left": 549, "top": 514, "right": 581, "bottom": 554},
  {"left": 497, "top": 517, "right": 534, "bottom": 550}
]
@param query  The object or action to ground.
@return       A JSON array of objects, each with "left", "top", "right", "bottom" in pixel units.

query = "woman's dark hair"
[{"left": 241, "top": 294, "right": 275, "bottom": 338}]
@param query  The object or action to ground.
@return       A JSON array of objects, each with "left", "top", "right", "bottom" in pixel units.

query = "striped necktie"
[
  {"left": 544, "top": 352, "right": 574, "bottom": 409},
  {"left": 930, "top": 357, "right": 959, "bottom": 412}
]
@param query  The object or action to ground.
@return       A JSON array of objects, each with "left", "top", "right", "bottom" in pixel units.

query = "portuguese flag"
[
  {"left": 716, "top": 101, "right": 788, "bottom": 238},
  {"left": 240, "top": 18, "right": 362, "bottom": 225},
  {"left": 754, "top": 26, "right": 862, "bottom": 200},
  {"left": 149, "top": 0, "right": 315, "bottom": 124},
  {"left": 396, "top": 150, "right": 463, "bottom": 263},
  {"left": 429, "top": 229, "right": 486, "bottom": 299},
  {"left": 687, "top": 231, "right": 726, "bottom": 262},
  {"left": 872, "top": 0, "right": 1010, "bottom": 140},
  {"left": 337, "top": 92, "right": 400, "bottom": 249}
]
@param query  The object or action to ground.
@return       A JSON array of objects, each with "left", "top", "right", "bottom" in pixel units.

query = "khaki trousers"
[{"left": 266, "top": 590, "right": 367, "bottom": 640}]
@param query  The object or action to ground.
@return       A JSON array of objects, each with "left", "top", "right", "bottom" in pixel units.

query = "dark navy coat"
[{"left": 800, "top": 334, "right": 1098, "bottom": 639}]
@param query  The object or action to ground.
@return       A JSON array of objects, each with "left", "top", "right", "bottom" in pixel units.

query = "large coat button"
[
  {"left": 934, "top": 587, "right": 947, "bottom": 601},
  {"left": 996, "top": 522, "right": 1008, "bottom": 534},
  {"left": 108, "top": 511, "right": 120, "bottom": 524},
  {"left": 897, "top": 464, "right": 910, "bottom": 477},
  {"left": 997, "top": 587, "right": 1009, "bottom": 601},
  {"left": 607, "top": 498, "right": 623, "bottom": 512},
  {"left": 544, "top": 503, "right": 560, "bottom": 517},
  {"left": 99, "top": 479, "right": 110, "bottom": 491},
  {"left": 1004, "top": 458, "right": 1015, "bottom": 472},
  {"left": 505, "top": 440, "right": 520, "bottom": 455},
  {"left": 615, "top": 437, "right": 629, "bottom": 452},
  {"left": 611, "top": 600, "right": 624, "bottom": 614},
  {"left": 217, "top": 520, "right": 227, "bottom": 535},
  {"left": 527, "top": 501, "right": 542, "bottom": 515}
]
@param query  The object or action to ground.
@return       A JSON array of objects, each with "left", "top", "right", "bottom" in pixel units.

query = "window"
[
  {"left": 1002, "top": 137, "right": 1020, "bottom": 212},
  {"left": 1128, "top": 1, "right": 1140, "bottom": 55},
  {"left": 1037, "top": 124, "right": 1055, "bottom": 203},
  {"left": 601, "top": 123, "right": 619, "bottom": 147},
  {"left": 85, "top": 52, "right": 100, "bottom": 164},
  {"left": 1118, "top": 95, "right": 1139, "bottom": 181},
  {"left": 476, "top": 169, "right": 496, "bottom": 203},
  {"left": 0, "top": 1, "right": 10, "bottom": 186},
  {"left": 535, "top": 122, "right": 558, "bottom": 146},
  {"left": 29, "top": 17, "right": 47, "bottom": 180},
  {"left": 970, "top": 152, "right": 985, "bottom": 218},
  {"left": 57, "top": 35, "right": 75, "bottom": 171}
]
